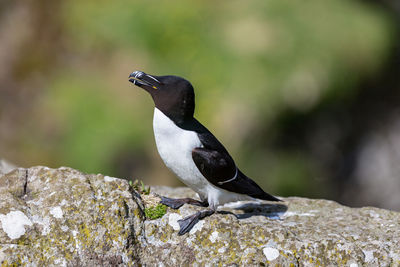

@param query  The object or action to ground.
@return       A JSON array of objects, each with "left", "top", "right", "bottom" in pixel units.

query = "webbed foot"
[
  {"left": 177, "top": 209, "right": 215, "bottom": 235},
  {"left": 160, "top": 196, "right": 209, "bottom": 209},
  {"left": 160, "top": 196, "right": 185, "bottom": 209}
]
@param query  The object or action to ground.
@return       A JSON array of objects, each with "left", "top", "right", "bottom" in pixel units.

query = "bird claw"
[
  {"left": 160, "top": 196, "right": 184, "bottom": 209},
  {"left": 177, "top": 212, "right": 201, "bottom": 235}
]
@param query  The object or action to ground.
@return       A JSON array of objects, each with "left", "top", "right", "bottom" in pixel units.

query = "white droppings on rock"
[
  {"left": 263, "top": 247, "right": 279, "bottom": 261},
  {"left": 104, "top": 176, "right": 119, "bottom": 182},
  {"left": 218, "top": 247, "right": 226, "bottom": 253},
  {"left": 168, "top": 213, "right": 182, "bottom": 231},
  {"left": 209, "top": 231, "right": 219, "bottom": 243},
  {"left": 363, "top": 250, "right": 374, "bottom": 262},
  {"left": 50, "top": 206, "right": 63, "bottom": 219},
  {"left": 0, "top": 210, "right": 33, "bottom": 239},
  {"left": 31, "top": 215, "right": 51, "bottom": 235},
  {"left": 61, "top": 225, "right": 69, "bottom": 232},
  {"left": 349, "top": 263, "right": 358, "bottom": 267},
  {"left": 189, "top": 219, "right": 204, "bottom": 235}
]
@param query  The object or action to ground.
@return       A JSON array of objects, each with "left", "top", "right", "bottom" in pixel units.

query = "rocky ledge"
[{"left": 0, "top": 166, "right": 399, "bottom": 266}]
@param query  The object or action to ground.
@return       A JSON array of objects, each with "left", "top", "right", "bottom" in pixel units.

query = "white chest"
[
  {"left": 153, "top": 108, "right": 207, "bottom": 190},
  {"left": 152, "top": 108, "right": 251, "bottom": 206}
]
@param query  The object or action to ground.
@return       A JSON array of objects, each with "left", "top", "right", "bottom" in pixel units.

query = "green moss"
[{"left": 144, "top": 204, "right": 167, "bottom": 220}]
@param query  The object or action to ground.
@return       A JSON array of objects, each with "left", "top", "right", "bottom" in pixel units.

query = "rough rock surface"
[
  {"left": 0, "top": 166, "right": 143, "bottom": 266},
  {"left": 148, "top": 187, "right": 400, "bottom": 266},
  {"left": 1, "top": 166, "right": 400, "bottom": 266}
]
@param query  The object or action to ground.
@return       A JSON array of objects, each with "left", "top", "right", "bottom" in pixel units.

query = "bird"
[{"left": 128, "top": 70, "right": 281, "bottom": 235}]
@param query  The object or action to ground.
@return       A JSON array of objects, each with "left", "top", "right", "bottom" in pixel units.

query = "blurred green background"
[{"left": 1, "top": 0, "right": 400, "bottom": 210}]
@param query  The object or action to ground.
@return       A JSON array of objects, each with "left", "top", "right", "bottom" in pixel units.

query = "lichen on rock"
[
  {"left": 0, "top": 166, "right": 143, "bottom": 266},
  {"left": 141, "top": 186, "right": 400, "bottom": 266},
  {"left": 1, "top": 166, "right": 400, "bottom": 266}
]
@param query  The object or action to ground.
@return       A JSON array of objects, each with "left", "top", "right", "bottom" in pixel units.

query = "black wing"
[{"left": 185, "top": 119, "right": 280, "bottom": 202}]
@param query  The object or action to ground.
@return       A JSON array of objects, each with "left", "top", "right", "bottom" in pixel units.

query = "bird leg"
[
  {"left": 178, "top": 208, "right": 215, "bottom": 235},
  {"left": 160, "top": 196, "right": 209, "bottom": 209}
]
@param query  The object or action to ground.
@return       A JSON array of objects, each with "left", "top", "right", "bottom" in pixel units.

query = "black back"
[{"left": 186, "top": 119, "right": 280, "bottom": 201}]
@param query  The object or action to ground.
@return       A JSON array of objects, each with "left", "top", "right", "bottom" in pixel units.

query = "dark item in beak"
[{"left": 129, "top": 71, "right": 160, "bottom": 90}]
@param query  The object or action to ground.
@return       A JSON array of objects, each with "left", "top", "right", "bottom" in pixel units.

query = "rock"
[
  {"left": 0, "top": 166, "right": 143, "bottom": 266},
  {"left": 1, "top": 166, "right": 400, "bottom": 266},
  {"left": 146, "top": 186, "right": 400, "bottom": 266}
]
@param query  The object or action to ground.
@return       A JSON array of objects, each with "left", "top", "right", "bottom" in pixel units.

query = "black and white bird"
[{"left": 129, "top": 70, "right": 280, "bottom": 235}]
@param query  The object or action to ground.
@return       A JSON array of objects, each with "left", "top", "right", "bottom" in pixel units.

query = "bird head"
[{"left": 129, "top": 71, "right": 195, "bottom": 125}]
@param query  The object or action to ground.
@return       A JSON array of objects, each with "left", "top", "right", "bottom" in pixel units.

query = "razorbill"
[{"left": 129, "top": 70, "right": 280, "bottom": 235}]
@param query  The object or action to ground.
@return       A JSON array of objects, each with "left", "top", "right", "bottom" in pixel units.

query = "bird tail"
[
  {"left": 236, "top": 171, "right": 281, "bottom": 202},
  {"left": 250, "top": 191, "right": 281, "bottom": 202},
  {"left": 222, "top": 169, "right": 282, "bottom": 202}
]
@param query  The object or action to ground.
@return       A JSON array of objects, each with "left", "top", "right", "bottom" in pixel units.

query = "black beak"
[{"left": 129, "top": 71, "right": 161, "bottom": 89}]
